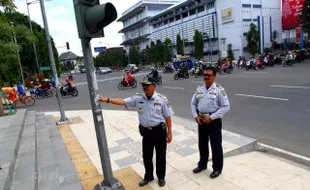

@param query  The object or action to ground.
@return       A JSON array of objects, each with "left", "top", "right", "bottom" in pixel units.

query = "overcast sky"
[{"left": 15, "top": 0, "right": 139, "bottom": 57}]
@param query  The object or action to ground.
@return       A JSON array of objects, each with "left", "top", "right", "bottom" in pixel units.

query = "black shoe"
[
  {"left": 139, "top": 178, "right": 154, "bottom": 187},
  {"left": 210, "top": 170, "right": 222, "bottom": 178},
  {"left": 193, "top": 166, "right": 206, "bottom": 174},
  {"left": 158, "top": 179, "right": 166, "bottom": 187}
]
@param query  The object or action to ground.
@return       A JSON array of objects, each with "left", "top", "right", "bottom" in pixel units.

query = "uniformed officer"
[
  {"left": 99, "top": 76, "right": 174, "bottom": 187},
  {"left": 191, "top": 66, "right": 230, "bottom": 178}
]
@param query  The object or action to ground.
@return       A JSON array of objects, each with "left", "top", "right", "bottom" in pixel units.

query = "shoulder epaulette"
[
  {"left": 216, "top": 83, "right": 224, "bottom": 89},
  {"left": 158, "top": 93, "right": 167, "bottom": 98}
]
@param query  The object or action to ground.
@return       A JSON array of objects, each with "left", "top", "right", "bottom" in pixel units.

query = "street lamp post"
[
  {"left": 26, "top": 0, "right": 40, "bottom": 75},
  {"left": 39, "top": 0, "right": 68, "bottom": 124},
  {"left": 11, "top": 22, "right": 25, "bottom": 87}
]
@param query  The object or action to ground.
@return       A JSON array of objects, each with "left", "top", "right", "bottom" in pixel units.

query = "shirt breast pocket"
[
  {"left": 152, "top": 105, "right": 162, "bottom": 113},
  {"left": 207, "top": 94, "right": 217, "bottom": 106}
]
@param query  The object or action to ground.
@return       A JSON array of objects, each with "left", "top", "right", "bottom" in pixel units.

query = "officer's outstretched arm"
[{"left": 99, "top": 96, "right": 125, "bottom": 106}]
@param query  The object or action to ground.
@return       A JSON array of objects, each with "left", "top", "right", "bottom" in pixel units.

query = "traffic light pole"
[
  {"left": 81, "top": 38, "right": 123, "bottom": 190},
  {"left": 39, "top": 0, "right": 68, "bottom": 124}
]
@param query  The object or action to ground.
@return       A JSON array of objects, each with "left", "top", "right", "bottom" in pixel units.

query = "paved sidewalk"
[{"left": 45, "top": 110, "right": 310, "bottom": 190}]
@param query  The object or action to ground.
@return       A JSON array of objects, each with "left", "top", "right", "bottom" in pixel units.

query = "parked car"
[
  {"left": 80, "top": 68, "right": 86, "bottom": 73},
  {"left": 70, "top": 69, "right": 80, "bottom": 74},
  {"left": 98, "top": 67, "right": 108, "bottom": 74},
  {"left": 102, "top": 67, "right": 112, "bottom": 73}
]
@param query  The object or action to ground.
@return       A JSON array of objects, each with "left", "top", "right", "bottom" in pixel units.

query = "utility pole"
[
  {"left": 73, "top": 1, "right": 123, "bottom": 189},
  {"left": 26, "top": 0, "right": 40, "bottom": 75},
  {"left": 39, "top": 0, "right": 68, "bottom": 124},
  {"left": 11, "top": 22, "right": 25, "bottom": 87}
]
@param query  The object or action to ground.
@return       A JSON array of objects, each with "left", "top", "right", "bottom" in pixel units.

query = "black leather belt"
[{"left": 140, "top": 123, "right": 162, "bottom": 130}]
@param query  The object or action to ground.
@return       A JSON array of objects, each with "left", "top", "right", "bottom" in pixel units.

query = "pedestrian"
[
  {"left": 99, "top": 76, "right": 174, "bottom": 187},
  {"left": 191, "top": 66, "right": 230, "bottom": 178}
]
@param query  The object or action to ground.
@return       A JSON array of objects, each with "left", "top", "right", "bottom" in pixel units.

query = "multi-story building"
[
  {"left": 149, "top": 0, "right": 282, "bottom": 59},
  {"left": 118, "top": 0, "right": 181, "bottom": 53}
]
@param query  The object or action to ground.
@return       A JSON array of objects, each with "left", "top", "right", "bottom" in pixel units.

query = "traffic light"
[
  {"left": 66, "top": 42, "right": 70, "bottom": 50},
  {"left": 73, "top": 0, "right": 117, "bottom": 39}
]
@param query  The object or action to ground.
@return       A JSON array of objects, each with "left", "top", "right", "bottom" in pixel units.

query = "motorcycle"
[
  {"left": 282, "top": 56, "right": 293, "bottom": 67},
  {"left": 255, "top": 59, "right": 265, "bottom": 70},
  {"left": 118, "top": 77, "right": 137, "bottom": 90},
  {"left": 220, "top": 64, "right": 233, "bottom": 75},
  {"left": 163, "top": 67, "right": 174, "bottom": 74},
  {"left": 173, "top": 70, "right": 189, "bottom": 80},
  {"left": 194, "top": 67, "right": 203, "bottom": 78},
  {"left": 147, "top": 74, "right": 162, "bottom": 85},
  {"left": 30, "top": 88, "right": 53, "bottom": 99},
  {"left": 190, "top": 68, "right": 195, "bottom": 76},
  {"left": 56, "top": 84, "right": 79, "bottom": 97},
  {"left": 246, "top": 60, "right": 256, "bottom": 71}
]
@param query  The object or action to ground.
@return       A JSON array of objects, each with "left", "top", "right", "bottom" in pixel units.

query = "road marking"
[
  {"left": 244, "top": 71, "right": 268, "bottom": 74},
  {"left": 235, "top": 93, "right": 289, "bottom": 101},
  {"left": 269, "top": 85, "right": 310, "bottom": 90},
  {"left": 162, "top": 86, "right": 185, "bottom": 90}
]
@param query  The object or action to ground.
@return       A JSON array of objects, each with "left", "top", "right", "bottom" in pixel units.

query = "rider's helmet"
[
  {"left": 151, "top": 67, "right": 155, "bottom": 70},
  {"left": 65, "top": 78, "right": 70, "bottom": 83}
]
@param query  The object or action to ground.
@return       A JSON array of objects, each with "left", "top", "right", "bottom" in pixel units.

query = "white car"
[
  {"left": 98, "top": 67, "right": 108, "bottom": 74},
  {"left": 101, "top": 67, "right": 112, "bottom": 73}
]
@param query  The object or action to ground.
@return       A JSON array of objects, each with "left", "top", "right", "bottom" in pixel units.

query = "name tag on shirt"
[{"left": 208, "top": 92, "right": 216, "bottom": 98}]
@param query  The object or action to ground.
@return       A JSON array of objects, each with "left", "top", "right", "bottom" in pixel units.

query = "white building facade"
[
  {"left": 149, "top": 0, "right": 282, "bottom": 59},
  {"left": 118, "top": 0, "right": 181, "bottom": 53}
]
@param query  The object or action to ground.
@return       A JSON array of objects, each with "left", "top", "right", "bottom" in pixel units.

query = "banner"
[
  {"left": 296, "top": 27, "right": 302, "bottom": 43},
  {"left": 282, "top": 0, "right": 305, "bottom": 30},
  {"left": 219, "top": 38, "right": 227, "bottom": 58}
]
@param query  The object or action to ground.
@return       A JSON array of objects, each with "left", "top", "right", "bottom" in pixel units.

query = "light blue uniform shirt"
[
  {"left": 124, "top": 92, "right": 174, "bottom": 127},
  {"left": 191, "top": 83, "right": 230, "bottom": 120}
]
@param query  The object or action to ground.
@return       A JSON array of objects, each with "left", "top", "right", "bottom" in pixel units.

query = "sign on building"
[
  {"left": 296, "top": 27, "right": 302, "bottom": 43},
  {"left": 221, "top": 8, "right": 234, "bottom": 24},
  {"left": 282, "top": 0, "right": 305, "bottom": 30},
  {"left": 220, "top": 38, "right": 227, "bottom": 58},
  {"left": 94, "top": 46, "right": 107, "bottom": 53}
]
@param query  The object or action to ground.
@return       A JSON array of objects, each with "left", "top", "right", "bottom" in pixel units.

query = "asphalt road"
[{"left": 26, "top": 62, "right": 310, "bottom": 157}]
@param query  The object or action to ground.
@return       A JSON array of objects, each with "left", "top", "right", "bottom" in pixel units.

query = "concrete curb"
[
  {"left": 0, "top": 109, "right": 27, "bottom": 189},
  {"left": 256, "top": 143, "right": 310, "bottom": 168},
  {"left": 172, "top": 115, "right": 310, "bottom": 167}
]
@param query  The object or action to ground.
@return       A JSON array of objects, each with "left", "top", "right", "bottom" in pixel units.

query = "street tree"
[
  {"left": 194, "top": 30, "right": 204, "bottom": 60},
  {"left": 176, "top": 34, "right": 184, "bottom": 55},
  {"left": 163, "top": 38, "right": 172, "bottom": 62},
  {"left": 149, "top": 41, "right": 156, "bottom": 64},
  {"left": 129, "top": 45, "right": 140, "bottom": 66},
  {"left": 0, "top": 0, "right": 16, "bottom": 12},
  {"left": 227, "top": 44, "right": 234, "bottom": 60},
  {"left": 155, "top": 40, "right": 165, "bottom": 66},
  {"left": 300, "top": 0, "right": 310, "bottom": 37},
  {"left": 246, "top": 23, "right": 260, "bottom": 56}
]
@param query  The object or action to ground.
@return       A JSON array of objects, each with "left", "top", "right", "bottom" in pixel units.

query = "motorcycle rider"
[
  {"left": 179, "top": 62, "right": 188, "bottom": 76},
  {"left": 63, "top": 77, "right": 74, "bottom": 93},
  {"left": 150, "top": 67, "right": 159, "bottom": 79},
  {"left": 125, "top": 70, "right": 132, "bottom": 86}
]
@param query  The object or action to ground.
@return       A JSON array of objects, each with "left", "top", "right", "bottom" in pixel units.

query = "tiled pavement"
[{"left": 45, "top": 110, "right": 310, "bottom": 190}]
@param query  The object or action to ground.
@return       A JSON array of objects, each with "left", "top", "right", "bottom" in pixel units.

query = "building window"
[
  {"left": 176, "top": 15, "right": 181, "bottom": 21},
  {"left": 169, "top": 18, "right": 174, "bottom": 23},
  {"left": 182, "top": 12, "right": 188, "bottom": 18},
  {"left": 189, "top": 9, "right": 196, "bottom": 16},
  {"left": 198, "top": 6, "right": 204, "bottom": 13},
  {"left": 164, "top": 20, "right": 168, "bottom": 25},
  {"left": 207, "top": 2, "right": 214, "bottom": 9}
]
